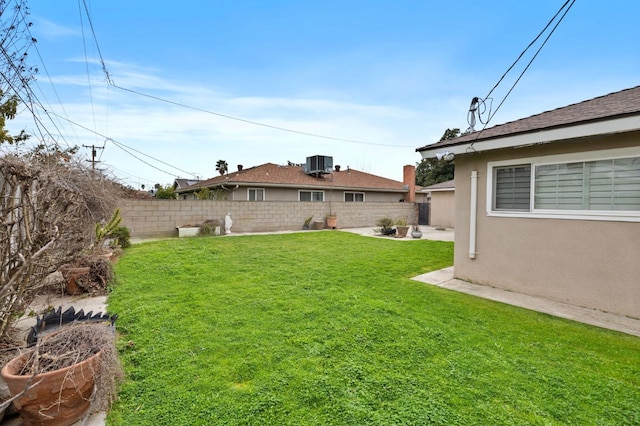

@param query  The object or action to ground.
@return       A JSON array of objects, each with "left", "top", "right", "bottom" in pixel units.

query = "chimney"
[
  {"left": 237, "top": 164, "right": 243, "bottom": 171},
  {"left": 335, "top": 165, "right": 341, "bottom": 172},
  {"left": 403, "top": 165, "right": 416, "bottom": 203}
]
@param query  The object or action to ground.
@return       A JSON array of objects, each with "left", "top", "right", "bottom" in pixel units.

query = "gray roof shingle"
[{"left": 417, "top": 85, "right": 640, "bottom": 151}]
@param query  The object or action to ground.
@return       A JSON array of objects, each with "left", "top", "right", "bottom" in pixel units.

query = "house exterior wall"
[
  {"left": 453, "top": 132, "right": 640, "bottom": 318},
  {"left": 429, "top": 191, "right": 455, "bottom": 229},
  {"left": 119, "top": 199, "right": 417, "bottom": 237},
  {"left": 181, "top": 185, "right": 404, "bottom": 203}
]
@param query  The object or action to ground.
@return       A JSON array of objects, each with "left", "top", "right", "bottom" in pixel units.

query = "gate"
[{"left": 417, "top": 202, "right": 430, "bottom": 225}]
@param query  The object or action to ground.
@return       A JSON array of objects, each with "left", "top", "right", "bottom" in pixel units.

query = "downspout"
[
  {"left": 220, "top": 184, "right": 239, "bottom": 201},
  {"left": 469, "top": 171, "right": 478, "bottom": 259}
]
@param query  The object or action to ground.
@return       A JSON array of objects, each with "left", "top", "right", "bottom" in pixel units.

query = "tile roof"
[
  {"left": 417, "top": 85, "right": 640, "bottom": 151},
  {"left": 178, "top": 163, "right": 408, "bottom": 193}
]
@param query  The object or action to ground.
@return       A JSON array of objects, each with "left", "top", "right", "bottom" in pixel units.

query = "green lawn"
[{"left": 107, "top": 232, "right": 640, "bottom": 425}]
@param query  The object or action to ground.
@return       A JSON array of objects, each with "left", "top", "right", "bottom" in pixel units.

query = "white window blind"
[
  {"left": 494, "top": 165, "right": 531, "bottom": 210},
  {"left": 535, "top": 157, "right": 640, "bottom": 211}
]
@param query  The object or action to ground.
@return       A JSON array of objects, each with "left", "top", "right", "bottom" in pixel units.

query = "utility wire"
[
  {"left": 80, "top": 2, "right": 413, "bottom": 149},
  {"left": 81, "top": 0, "right": 112, "bottom": 85},
  {"left": 48, "top": 110, "right": 198, "bottom": 177},
  {"left": 483, "top": 0, "right": 575, "bottom": 102},
  {"left": 110, "top": 83, "right": 413, "bottom": 148},
  {"left": 486, "top": 0, "right": 575, "bottom": 125},
  {"left": 468, "top": 0, "right": 576, "bottom": 144},
  {"left": 78, "top": 0, "right": 99, "bottom": 146}
]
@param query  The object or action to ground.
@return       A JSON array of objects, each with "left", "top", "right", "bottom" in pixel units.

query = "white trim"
[
  {"left": 419, "top": 116, "right": 640, "bottom": 158},
  {"left": 426, "top": 187, "right": 455, "bottom": 193},
  {"left": 486, "top": 146, "right": 640, "bottom": 222}
]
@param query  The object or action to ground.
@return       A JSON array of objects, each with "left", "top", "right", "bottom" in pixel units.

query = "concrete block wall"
[{"left": 118, "top": 199, "right": 418, "bottom": 237}]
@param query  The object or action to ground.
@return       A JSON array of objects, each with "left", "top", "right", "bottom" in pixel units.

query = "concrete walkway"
[
  {"left": 414, "top": 267, "right": 640, "bottom": 338},
  {"left": 338, "top": 226, "right": 454, "bottom": 241}
]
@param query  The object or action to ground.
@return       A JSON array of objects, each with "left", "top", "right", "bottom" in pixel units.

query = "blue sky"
[{"left": 8, "top": 0, "right": 640, "bottom": 188}]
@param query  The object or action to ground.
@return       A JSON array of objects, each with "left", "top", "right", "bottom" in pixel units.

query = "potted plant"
[
  {"left": 60, "top": 254, "right": 115, "bottom": 296},
  {"left": 1, "top": 322, "right": 122, "bottom": 425},
  {"left": 395, "top": 217, "right": 410, "bottom": 238},
  {"left": 326, "top": 213, "right": 337, "bottom": 229},
  {"left": 303, "top": 216, "right": 313, "bottom": 230},
  {"left": 375, "top": 216, "right": 396, "bottom": 236},
  {"left": 411, "top": 224, "right": 423, "bottom": 239}
]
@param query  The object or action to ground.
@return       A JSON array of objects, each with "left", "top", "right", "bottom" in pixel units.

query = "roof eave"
[
  {"left": 417, "top": 115, "right": 640, "bottom": 159},
  {"left": 177, "top": 181, "right": 407, "bottom": 193}
]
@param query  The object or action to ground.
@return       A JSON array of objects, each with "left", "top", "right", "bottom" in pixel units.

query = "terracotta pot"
[
  {"left": 60, "top": 267, "right": 90, "bottom": 295},
  {"left": 395, "top": 226, "right": 410, "bottom": 238},
  {"left": 1, "top": 350, "right": 101, "bottom": 426},
  {"left": 326, "top": 216, "right": 337, "bottom": 229}
]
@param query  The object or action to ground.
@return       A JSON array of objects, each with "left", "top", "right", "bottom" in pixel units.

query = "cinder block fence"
[{"left": 118, "top": 199, "right": 418, "bottom": 238}]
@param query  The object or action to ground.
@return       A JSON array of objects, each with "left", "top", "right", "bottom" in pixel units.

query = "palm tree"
[{"left": 215, "top": 160, "right": 228, "bottom": 175}]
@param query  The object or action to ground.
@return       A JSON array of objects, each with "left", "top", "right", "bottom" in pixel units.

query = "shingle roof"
[
  {"left": 173, "top": 178, "right": 202, "bottom": 189},
  {"left": 417, "top": 85, "right": 640, "bottom": 151},
  {"left": 177, "top": 163, "right": 408, "bottom": 193},
  {"left": 421, "top": 179, "right": 455, "bottom": 191}
]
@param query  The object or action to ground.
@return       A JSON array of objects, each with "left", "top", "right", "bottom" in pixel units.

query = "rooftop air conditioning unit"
[{"left": 302, "top": 155, "right": 333, "bottom": 176}]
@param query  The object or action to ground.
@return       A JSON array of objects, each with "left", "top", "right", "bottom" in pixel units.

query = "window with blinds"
[
  {"left": 534, "top": 157, "right": 640, "bottom": 211},
  {"left": 248, "top": 188, "right": 264, "bottom": 201},
  {"left": 493, "top": 165, "right": 531, "bottom": 210},
  {"left": 344, "top": 192, "right": 364, "bottom": 202},
  {"left": 299, "top": 190, "right": 324, "bottom": 202}
]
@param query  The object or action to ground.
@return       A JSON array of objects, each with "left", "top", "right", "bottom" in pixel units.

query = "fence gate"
[{"left": 417, "top": 202, "right": 430, "bottom": 225}]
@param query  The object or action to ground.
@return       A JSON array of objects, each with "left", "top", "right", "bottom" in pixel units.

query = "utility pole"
[{"left": 82, "top": 145, "right": 103, "bottom": 172}]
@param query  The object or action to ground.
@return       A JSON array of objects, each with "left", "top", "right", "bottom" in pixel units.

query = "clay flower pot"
[
  {"left": 1, "top": 350, "right": 101, "bottom": 426},
  {"left": 395, "top": 225, "right": 410, "bottom": 238},
  {"left": 60, "top": 266, "right": 90, "bottom": 295},
  {"left": 326, "top": 215, "right": 337, "bottom": 229}
]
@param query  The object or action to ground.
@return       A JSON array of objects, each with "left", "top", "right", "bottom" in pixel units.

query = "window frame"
[
  {"left": 248, "top": 188, "right": 265, "bottom": 201},
  {"left": 486, "top": 147, "right": 640, "bottom": 222},
  {"left": 298, "top": 190, "right": 325, "bottom": 202},
  {"left": 344, "top": 191, "right": 365, "bottom": 202}
]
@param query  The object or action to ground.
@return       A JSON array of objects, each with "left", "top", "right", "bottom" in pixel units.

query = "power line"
[
  {"left": 467, "top": 0, "right": 576, "bottom": 142},
  {"left": 47, "top": 110, "right": 198, "bottom": 177},
  {"left": 483, "top": 0, "right": 576, "bottom": 103},
  {"left": 77, "top": 3, "right": 414, "bottom": 149},
  {"left": 77, "top": 0, "right": 99, "bottom": 147},
  {"left": 110, "top": 83, "right": 413, "bottom": 148}
]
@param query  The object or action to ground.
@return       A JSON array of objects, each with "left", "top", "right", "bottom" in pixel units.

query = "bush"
[
  {"left": 110, "top": 226, "right": 131, "bottom": 249},
  {"left": 376, "top": 216, "right": 394, "bottom": 230}
]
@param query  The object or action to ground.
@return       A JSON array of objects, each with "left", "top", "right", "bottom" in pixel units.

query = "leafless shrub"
[{"left": 0, "top": 154, "right": 120, "bottom": 337}]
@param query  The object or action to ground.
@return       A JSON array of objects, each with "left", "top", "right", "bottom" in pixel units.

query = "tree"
[
  {"left": 415, "top": 128, "right": 460, "bottom": 187},
  {"left": 0, "top": 0, "right": 37, "bottom": 146},
  {"left": 215, "top": 159, "right": 228, "bottom": 175},
  {"left": 154, "top": 184, "right": 175, "bottom": 199}
]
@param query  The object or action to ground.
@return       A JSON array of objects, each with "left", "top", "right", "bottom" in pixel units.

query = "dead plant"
[
  {"left": 0, "top": 154, "right": 121, "bottom": 337},
  {"left": 15, "top": 322, "right": 123, "bottom": 413}
]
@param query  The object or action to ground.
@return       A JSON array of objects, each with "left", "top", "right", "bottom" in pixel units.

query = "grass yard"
[{"left": 107, "top": 232, "right": 640, "bottom": 425}]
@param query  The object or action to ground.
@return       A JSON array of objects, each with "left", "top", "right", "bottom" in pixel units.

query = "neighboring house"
[
  {"left": 420, "top": 179, "right": 455, "bottom": 229},
  {"left": 416, "top": 86, "right": 640, "bottom": 318},
  {"left": 173, "top": 178, "right": 203, "bottom": 192},
  {"left": 175, "top": 158, "right": 416, "bottom": 203}
]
